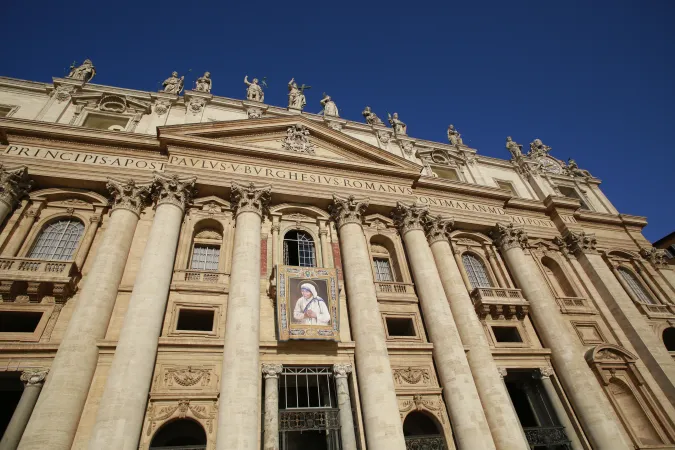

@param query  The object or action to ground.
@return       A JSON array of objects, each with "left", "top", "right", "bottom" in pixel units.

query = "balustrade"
[
  {"left": 404, "top": 435, "right": 446, "bottom": 450},
  {"left": 470, "top": 287, "right": 529, "bottom": 319},
  {"left": 554, "top": 296, "right": 595, "bottom": 315},
  {"left": 523, "top": 426, "right": 571, "bottom": 449},
  {"left": 0, "top": 257, "right": 79, "bottom": 301}
]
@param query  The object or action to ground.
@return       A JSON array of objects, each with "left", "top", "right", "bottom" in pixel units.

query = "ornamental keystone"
[
  {"left": 107, "top": 178, "right": 152, "bottom": 216},
  {"left": 329, "top": 194, "right": 369, "bottom": 229},
  {"left": 230, "top": 182, "right": 271, "bottom": 217},
  {"left": 0, "top": 164, "right": 31, "bottom": 209},
  {"left": 491, "top": 222, "right": 528, "bottom": 251},
  {"left": 424, "top": 214, "right": 454, "bottom": 245},
  {"left": 391, "top": 202, "right": 428, "bottom": 235},
  {"left": 152, "top": 173, "right": 196, "bottom": 211},
  {"left": 262, "top": 363, "right": 283, "bottom": 379},
  {"left": 333, "top": 363, "right": 353, "bottom": 379},
  {"left": 564, "top": 230, "right": 597, "bottom": 255}
]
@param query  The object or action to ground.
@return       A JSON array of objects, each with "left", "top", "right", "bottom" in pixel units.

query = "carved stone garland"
[
  {"left": 164, "top": 367, "right": 212, "bottom": 387},
  {"left": 107, "top": 178, "right": 151, "bottom": 217},
  {"left": 328, "top": 194, "right": 369, "bottom": 229},
  {"left": 230, "top": 182, "right": 271, "bottom": 218},
  {"left": 392, "top": 367, "right": 431, "bottom": 385},
  {"left": 152, "top": 173, "right": 197, "bottom": 212},
  {"left": 0, "top": 164, "right": 31, "bottom": 209}
]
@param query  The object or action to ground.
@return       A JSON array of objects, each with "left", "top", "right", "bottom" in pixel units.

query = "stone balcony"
[
  {"left": 636, "top": 302, "right": 675, "bottom": 320},
  {"left": 171, "top": 269, "right": 229, "bottom": 293},
  {"left": 0, "top": 257, "right": 79, "bottom": 301},
  {"left": 374, "top": 281, "right": 418, "bottom": 302},
  {"left": 554, "top": 295, "right": 596, "bottom": 315},
  {"left": 470, "top": 287, "right": 529, "bottom": 319}
]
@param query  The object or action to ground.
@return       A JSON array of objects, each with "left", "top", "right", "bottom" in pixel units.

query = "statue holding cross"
[{"left": 288, "top": 77, "right": 311, "bottom": 110}]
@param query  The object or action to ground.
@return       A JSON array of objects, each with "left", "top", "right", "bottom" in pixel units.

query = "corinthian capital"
[
  {"left": 231, "top": 182, "right": 271, "bottom": 217},
  {"left": 21, "top": 368, "right": 49, "bottom": 386},
  {"left": 640, "top": 247, "right": 668, "bottom": 269},
  {"left": 333, "top": 363, "right": 353, "bottom": 379},
  {"left": 391, "top": 202, "right": 428, "bottom": 236},
  {"left": 107, "top": 178, "right": 152, "bottom": 216},
  {"left": 564, "top": 230, "right": 597, "bottom": 255},
  {"left": 0, "top": 164, "right": 31, "bottom": 209},
  {"left": 491, "top": 223, "right": 528, "bottom": 251},
  {"left": 262, "top": 363, "right": 283, "bottom": 379},
  {"left": 329, "top": 194, "right": 369, "bottom": 229},
  {"left": 152, "top": 173, "right": 196, "bottom": 212},
  {"left": 424, "top": 214, "right": 454, "bottom": 245}
]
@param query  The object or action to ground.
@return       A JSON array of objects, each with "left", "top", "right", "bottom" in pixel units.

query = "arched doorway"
[
  {"left": 149, "top": 418, "right": 207, "bottom": 449},
  {"left": 663, "top": 327, "right": 675, "bottom": 351},
  {"left": 403, "top": 411, "right": 445, "bottom": 449}
]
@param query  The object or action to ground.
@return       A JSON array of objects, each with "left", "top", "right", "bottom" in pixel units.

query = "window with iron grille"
[
  {"left": 618, "top": 267, "right": 655, "bottom": 304},
  {"left": 279, "top": 366, "right": 337, "bottom": 409},
  {"left": 373, "top": 257, "right": 394, "bottom": 282},
  {"left": 191, "top": 244, "right": 220, "bottom": 271},
  {"left": 283, "top": 230, "right": 316, "bottom": 267},
  {"left": 29, "top": 219, "right": 84, "bottom": 261},
  {"left": 462, "top": 253, "right": 492, "bottom": 289}
]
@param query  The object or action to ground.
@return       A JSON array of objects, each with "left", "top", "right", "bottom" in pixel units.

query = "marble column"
[
  {"left": 492, "top": 223, "right": 629, "bottom": 450},
  {"left": 262, "top": 364, "right": 283, "bottom": 450},
  {"left": 535, "top": 368, "right": 584, "bottom": 450},
  {"left": 0, "top": 370, "right": 48, "bottom": 450},
  {"left": 392, "top": 204, "right": 498, "bottom": 450},
  {"left": 333, "top": 363, "right": 357, "bottom": 450},
  {"left": 424, "top": 214, "right": 527, "bottom": 450},
  {"left": 328, "top": 194, "right": 405, "bottom": 450},
  {"left": 74, "top": 214, "right": 102, "bottom": 269},
  {"left": 0, "top": 165, "right": 31, "bottom": 227},
  {"left": 18, "top": 179, "right": 151, "bottom": 450},
  {"left": 216, "top": 182, "right": 271, "bottom": 450},
  {"left": 87, "top": 173, "right": 195, "bottom": 450}
]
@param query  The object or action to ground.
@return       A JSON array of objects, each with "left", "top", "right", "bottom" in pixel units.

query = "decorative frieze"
[
  {"left": 0, "top": 164, "right": 31, "bottom": 209},
  {"left": 392, "top": 367, "right": 431, "bottom": 386},
  {"left": 391, "top": 201, "right": 428, "bottom": 235},
  {"left": 424, "top": 214, "right": 454, "bottom": 245},
  {"left": 564, "top": 230, "right": 598, "bottom": 255},
  {"left": 164, "top": 366, "right": 213, "bottom": 387},
  {"left": 329, "top": 194, "right": 369, "bottom": 229},
  {"left": 107, "top": 178, "right": 151, "bottom": 216},
  {"left": 491, "top": 222, "right": 528, "bottom": 251},
  {"left": 152, "top": 173, "right": 196, "bottom": 212},
  {"left": 230, "top": 182, "right": 271, "bottom": 218}
]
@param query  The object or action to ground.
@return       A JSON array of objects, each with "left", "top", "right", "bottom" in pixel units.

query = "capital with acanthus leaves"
[
  {"left": 152, "top": 173, "right": 196, "bottom": 212},
  {"left": 564, "top": 230, "right": 597, "bottom": 255},
  {"left": 424, "top": 214, "right": 454, "bottom": 245},
  {"left": 640, "top": 247, "right": 668, "bottom": 269},
  {"left": 261, "top": 363, "right": 283, "bottom": 379},
  {"left": 333, "top": 363, "right": 353, "bottom": 379},
  {"left": 0, "top": 164, "right": 31, "bottom": 209},
  {"left": 231, "top": 182, "right": 272, "bottom": 218},
  {"left": 21, "top": 368, "right": 49, "bottom": 386},
  {"left": 107, "top": 178, "right": 152, "bottom": 217},
  {"left": 491, "top": 223, "right": 528, "bottom": 251},
  {"left": 391, "top": 202, "right": 428, "bottom": 236},
  {"left": 329, "top": 194, "right": 369, "bottom": 229}
]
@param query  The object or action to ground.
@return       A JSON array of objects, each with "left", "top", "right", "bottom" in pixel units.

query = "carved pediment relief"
[{"left": 586, "top": 344, "right": 637, "bottom": 365}]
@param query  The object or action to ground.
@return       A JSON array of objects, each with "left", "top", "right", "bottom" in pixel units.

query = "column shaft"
[
  {"left": 262, "top": 364, "right": 282, "bottom": 450},
  {"left": 333, "top": 364, "right": 357, "bottom": 450},
  {"left": 485, "top": 246, "right": 508, "bottom": 288},
  {"left": 0, "top": 201, "right": 12, "bottom": 227},
  {"left": 19, "top": 209, "right": 141, "bottom": 450},
  {"left": 2, "top": 208, "right": 38, "bottom": 256},
  {"left": 74, "top": 215, "right": 101, "bottom": 269},
  {"left": 538, "top": 371, "right": 584, "bottom": 450},
  {"left": 87, "top": 203, "right": 185, "bottom": 450},
  {"left": 430, "top": 238, "right": 527, "bottom": 450},
  {"left": 0, "top": 371, "right": 46, "bottom": 450}
]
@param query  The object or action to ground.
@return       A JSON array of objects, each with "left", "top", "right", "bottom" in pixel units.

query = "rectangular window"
[
  {"left": 191, "top": 244, "right": 220, "bottom": 271},
  {"left": 0, "top": 106, "right": 15, "bottom": 118},
  {"left": 0, "top": 311, "right": 43, "bottom": 333},
  {"left": 373, "top": 258, "right": 394, "bottom": 282},
  {"left": 385, "top": 317, "right": 416, "bottom": 337},
  {"left": 492, "top": 326, "right": 523, "bottom": 343},
  {"left": 176, "top": 309, "right": 215, "bottom": 332},
  {"left": 495, "top": 179, "right": 518, "bottom": 196},
  {"left": 81, "top": 113, "right": 130, "bottom": 131},
  {"left": 433, "top": 167, "right": 459, "bottom": 181},
  {"left": 558, "top": 186, "right": 590, "bottom": 210}
]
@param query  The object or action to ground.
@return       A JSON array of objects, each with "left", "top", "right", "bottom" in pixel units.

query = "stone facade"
[{"left": 0, "top": 73, "right": 674, "bottom": 450}]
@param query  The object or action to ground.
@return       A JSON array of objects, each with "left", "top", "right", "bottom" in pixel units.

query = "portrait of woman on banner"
[{"left": 293, "top": 282, "right": 331, "bottom": 326}]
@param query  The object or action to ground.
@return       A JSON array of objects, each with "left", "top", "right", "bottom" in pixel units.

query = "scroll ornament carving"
[
  {"left": 282, "top": 125, "right": 316, "bottom": 155},
  {"left": 564, "top": 230, "right": 597, "bottom": 255},
  {"left": 21, "top": 369, "right": 49, "bottom": 385},
  {"left": 262, "top": 363, "right": 283, "bottom": 379},
  {"left": 399, "top": 140, "right": 414, "bottom": 156},
  {"left": 640, "top": 247, "right": 668, "bottom": 269},
  {"left": 247, "top": 107, "right": 264, "bottom": 119},
  {"left": 152, "top": 173, "right": 196, "bottom": 212},
  {"left": 54, "top": 85, "right": 76, "bottom": 103},
  {"left": 164, "top": 367, "right": 212, "bottom": 387},
  {"left": 146, "top": 399, "right": 217, "bottom": 436},
  {"left": 188, "top": 97, "right": 206, "bottom": 114},
  {"left": 333, "top": 363, "right": 353, "bottom": 379},
  {"left": 399, "top": 395, "right": 445, "bottom": 423},
  {"left": 98, "top": 94, "right": 126, "bottom": 113},
  {"left": 195, "top": 228, "right": 222, "bottom": 240},
  {"left": 376, "top": 130, "right": 392, "bottom": 145},
  {"left": 491, "top": 223, "right": 528, "bottom": 251},
  {"left": 230, "top": 182, "right": 271, "bottom": 217},
  {"left": 424, "top": 214, "right": 454, "bottom": 245},
  {"left": 154, "top": 101, "right": 169, "bottom": 116},
  {"left": 326, "top": 121, "right": 342, "bottom": 131},
  {"left": 0, "top": 164, "right": 31, "bottom": 209},
  {"left": 392, "top": 367, "right": 431, "bottom": 385},
  {"left": 329, "top": 194, "right": 369, "bottom": 229},
  {"left": 391, "top": 202, "right": 429, "bottom": 235},
  {"left": 107, "top": 178, "right": 151, "bottom": 216}
]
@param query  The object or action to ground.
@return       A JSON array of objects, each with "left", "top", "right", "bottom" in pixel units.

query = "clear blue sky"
[{"left": 2, "top": 1, "right": 673, "bottom": 241}]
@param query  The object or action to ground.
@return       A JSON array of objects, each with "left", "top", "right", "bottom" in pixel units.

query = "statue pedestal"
[
  {"left": 242, "top": 100, "right": 268, "bottom": 119},
  {"left": 324, "top": 117, "right": 346, "bottom": 131}
]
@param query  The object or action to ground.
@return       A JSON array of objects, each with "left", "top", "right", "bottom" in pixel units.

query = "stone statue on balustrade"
[
  {"left": 320, "top": 93, "right": 339, "bottom": 117},
  {"left": 161, "top": 71, "right": 184, "bottom": 95},
  {"left": 447, "top": 124, "right": 464, "bottom": 146},
  {"left": 244, "top": 75, "right": 265, "bottom": 102},
  {"left": 388, "top": 112, "right": 407, "bottom": 135},
  {"left": 506, "top": 136, "right": 523, "bottom": 160},
  {"left": 362, "top": 106, "right": 384, "bottom": 125},
  {"left": 195, "top": 72, "right": 212, "bottom": 93},
  {"left": 67, "top": 59, "right": 96, "bottom": 82},
  {"left": 564, "top": 159, "right": 592, "bottom": 178},
  {"left": 288, "top": 78, "right": 310, "bottom": 110}
]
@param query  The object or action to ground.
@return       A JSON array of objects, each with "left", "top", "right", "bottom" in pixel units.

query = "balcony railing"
[
  {"left": 172, "top": 270, "right": 228, "bottom": 290},
  {"left": 523, "top": 426, "right": 571, "bottom": 449},
  {"left": 0, "top": 257, "right": 79, "bottom": 301},
  {"left": 470, "top": 287, "right": 529, "bottom": 319},
  {"left": 0, "top": 257, "right": 76, "bottom": 278},
  {"left": 636, "top": 302, "right": 675, "bottom": 319},
  {"left": 555, "top": 296, "right": 595, "bottom": 314},
  {"left": 405, "top": 435, "right": 446, "bottom": 450},
  {"left": 375, "top": 281, "right": 415, "bottom": 295},
  {"left": 279, "top": 408, "right": 340, "bottom": 431}
]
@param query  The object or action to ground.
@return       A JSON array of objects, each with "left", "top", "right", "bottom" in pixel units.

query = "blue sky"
[{"left": 2, "top": 1, "right": 673, "bottom": 241}]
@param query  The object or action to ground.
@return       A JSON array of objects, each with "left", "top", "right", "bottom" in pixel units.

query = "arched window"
[
  {"left": 617, "top": 267, "right": 655, "bottom": 305},
  {"left": 28, "top": 219, "right": 84, "bottom": 261},
  {"left": 462, "top": 253, "right": 492, "bottom": 289},
  {"left": 663, "top": 328, "right": 675, "bottom": 352},
  {"left": 542, "top": 257, "right": 576, "bottom": 297},
  {"left": 283, "top": 230, "right": 316, "bottom": 267},
  {"left": 190, "top": 226, "right": 223, "bottom": 271},
  {"left": 150, "top": 418, "right": 207, "bottom": 448},
  {"left": 371, "top": 243, "right": 394, "bottom": 282}
]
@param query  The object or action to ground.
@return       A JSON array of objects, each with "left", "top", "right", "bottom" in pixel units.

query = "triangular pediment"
[{"left": 157, "top": 116, "right": 421, "bottom": 176}]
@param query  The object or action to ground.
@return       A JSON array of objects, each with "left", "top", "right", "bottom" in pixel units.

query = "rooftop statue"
[
  {"left": 195, "top": 72, "right": 212, "bottom": 93},
  {"left": 388, "top": 112, "right": 407, "bottom": 135},
  {"left": 447, "top": 124, "right": 464, "bottom": 146},
  {"left": 362, "top": 106, "right": 384, "bottom": 125},
  {"left": 244, "top": 75, "right": 265, "bottom": 102},
  {"left": 67, "top": 59, "right": 96, "bottom": 82},
  {"left": 528, "top": 138, "right": 552, "bottom": 157},
  {"left": 505, "top": 136, "right": 523, "bottom": 159},
  {"left": 565, "top": 159, "right": 592, "bottom": 178},
  {"left": 161, "top": 71, "right": 184, "bottom": 95},
  {"left": 320, "top": 93, "right": 339, "bottom": 117},
  {"left": 288, "top": 78, "right": 310, "bottom": 110}
]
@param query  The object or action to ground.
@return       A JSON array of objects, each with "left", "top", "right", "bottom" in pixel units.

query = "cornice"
[
  {"left": 619, "top": 214, "right": 648, "bottom": 227},
  {"left": 415, "top": 176, "right": 512, "bottom": 201},
  {"left": 0, "top": 76, "right": 51, "bottom": 94},
  {"left": 505, "top": 197, "right": 548, "bottom": 213},
  {"left": 573, "top": 210, "right": 624, "bottom": 226},
  {"left": 543, "top": 194, "right": 580, "bottom": 213}
]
